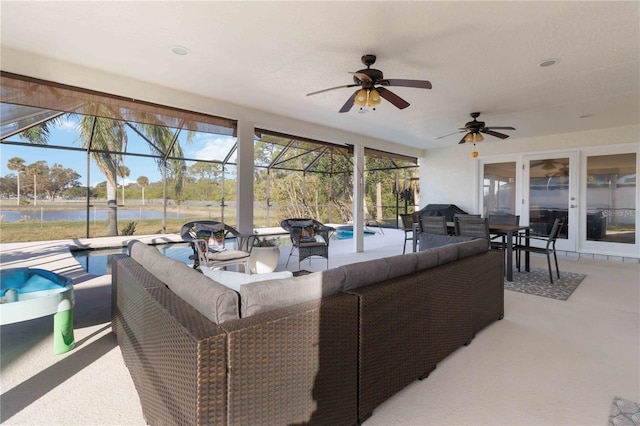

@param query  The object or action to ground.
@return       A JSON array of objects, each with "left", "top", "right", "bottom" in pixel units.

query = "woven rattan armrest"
[
  {"left": 113, "top": 256, "right": 228, "bottom": 426},
  {"left": 220, "top": 293, "right": 358, "bottom": 426}
]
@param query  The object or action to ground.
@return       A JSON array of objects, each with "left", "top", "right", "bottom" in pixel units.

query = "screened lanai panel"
[
  {"left": 1, "top": 72, "right": 237, "bottom": 136},
  {"left": 0, "top": 104, "right": 66, "bottom": 140},
  {"left": 254, "top": 128, "right": 352, "bottom": 173},
  {"left": 182, "top": 132, "right": 237, "bottom": 164}
]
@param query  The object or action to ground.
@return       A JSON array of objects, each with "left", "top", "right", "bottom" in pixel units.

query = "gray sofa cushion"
[
  {"left": 127, "top": 240, "right": 240, "bottom": 323},
  {"left": 240, "top": 267, "right": 345, "bottom": 317},
  {"left": 341, "top": 253, "right": 417, "bottom": 291},
  {"left": 340, "top": 258, "right": 389, "bottom": 291},
  {"left": 385, "top": 253, "right": 417, "bottom": 280},
  {"left": 435, "top": 243, "right": 459, "bottom": 265},
  {"left": 418, "top": 233, "right": 473, "bottom": 250},
  {"left": 457, "top": 238, "right": 488, "bottom": 258},
  {"left": 412, "top": 248, "right": 439, "bottom": 271}
]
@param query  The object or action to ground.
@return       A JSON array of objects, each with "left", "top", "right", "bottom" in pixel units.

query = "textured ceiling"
[{"left": 1, "top": 1, "right": 639, "bottom": 150}]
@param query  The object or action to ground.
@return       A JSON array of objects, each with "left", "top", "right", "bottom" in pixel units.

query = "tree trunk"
[{"left": 106, "top": 181, "right": 118, "bottom": 236}]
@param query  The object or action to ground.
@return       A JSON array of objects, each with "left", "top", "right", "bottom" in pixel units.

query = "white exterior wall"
[{"left": 419, "top": 125, "right": 640, "bottom": 213}]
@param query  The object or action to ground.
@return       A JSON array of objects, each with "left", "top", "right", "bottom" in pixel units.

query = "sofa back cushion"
[
  {"left": 341, "top": 253, "right": 417, "bottom": 291},
  {"left": 200, "top": 268, "right": 293, "bottom": 292},
  {"left": 456, "top": 238, "right": 489, "bottom": 259},
  {"left": 240, "top": 267, "right": 345, "bottom": 317},
  {"left": 410, "top": 238, "right": 487, "bottom": 272},
  {"left": 127, "top": 240, "right": 240, "bottom": 323},
  {"left": 412, "top": 248, "right": 439, "bottom": 270}
]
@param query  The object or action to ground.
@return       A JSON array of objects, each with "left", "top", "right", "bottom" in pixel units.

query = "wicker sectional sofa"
[{"left": 112, "top": 237, "right": 504, "bottom": 426}]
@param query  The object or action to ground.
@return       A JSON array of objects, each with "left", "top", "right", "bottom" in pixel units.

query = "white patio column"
[
  {"left": 236, "top": 119, "right": 255, "bottom": 234},
  {"left": 353, "top": 142, "right": 364, "bottom": 252}
]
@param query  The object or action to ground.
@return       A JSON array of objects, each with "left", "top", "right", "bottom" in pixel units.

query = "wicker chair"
[
  {"left": 280, "top": 218, "right": 335, "bottom": 269},
  {"left": 180, "top": 220, "right": 256, "bottom": 272}
]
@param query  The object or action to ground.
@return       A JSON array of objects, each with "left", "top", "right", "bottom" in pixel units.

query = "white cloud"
[
  {"left": 54, "top": 119, "right": 78, "bottom": 132},
  {"left": 188, "top": 136, "right": 237, "bottom": 161}
]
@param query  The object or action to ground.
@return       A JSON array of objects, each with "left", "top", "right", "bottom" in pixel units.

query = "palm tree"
[
  {"left": 137, "top": 176, "right": 149, "bottom": 205},
  {"left": 15, "top": 111, "right": 187, "bottom": 236},
  {"left": 79, "top": 113, "right": 127, "bottom": 236},
  {"left": 118, "top": 165, "right": 130, "bottom": 206},
  {"left": 25, "top": 161, "right": 47, "bottom": 205},
  {"left": 7, "top": 157, "right": 25, "bottom": 205}
]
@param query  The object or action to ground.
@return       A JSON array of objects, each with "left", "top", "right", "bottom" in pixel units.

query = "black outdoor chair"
[
  {"left": 419, "top": 215, "right": 448, "bottom": 235},
  {"left": 280, "top": 218, "right": 335, "bottom": 270},
  {"left": 180, "top": 220, "right": 256, "bottom": 271},
  {"left": 400, "top": 213, "right": 417, "bottom": 254},
  {"left": 515, "top": 218, "right": 564, "bottom": 284},
  {"left": 454, "top": 216, "right": 490, "bottom": 248},
  {"left": 488, "top": 214, "right": 521, "bottom": 250}
]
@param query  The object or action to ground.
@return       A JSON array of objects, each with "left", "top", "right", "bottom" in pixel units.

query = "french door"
[
  {"left": 481, "top": 146, "right": 638, "bottom": 257},
  {"left": 480, "top": 153, "right": 578, "bottom": 252},
  {"left": 522, "top": 153, "right": 578, "bottom": 252}
]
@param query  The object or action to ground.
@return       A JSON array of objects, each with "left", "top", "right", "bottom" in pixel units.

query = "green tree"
[
  {"left": 25, "top": 161, "right": 47, "bottom": 204},
  {"left": 0, "top": 175, "right": 18, "bottom": 198},
  {"left": 137, "top": 176, "right": 149, "bottom": 205},
  {"left": 78, "top": 114, "right": 126, "bottom": 236},
  {"left": 7, "top": 157, "right": 25, "bottom": 205},
  {"left": 118, "top": 164, "right": 130, "bottom": 205},
  {"left": 41, "top": 163, "right": 81, "bottom": 201}
]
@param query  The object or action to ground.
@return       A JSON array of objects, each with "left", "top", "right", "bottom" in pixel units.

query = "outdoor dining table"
[
  {"left": 440, "top": 222, "right": 530, "bottom": 282},
  {"left": 488, "top": 224, "right": 531, "bottom": 282}
]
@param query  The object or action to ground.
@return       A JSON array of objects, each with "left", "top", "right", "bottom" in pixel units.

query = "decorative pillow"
[
  {"left": 200, "top": 268, "right": 293, "bottom": 292},
  {"left": 301, "top": 225, "right": 316, "bottom": 242}
]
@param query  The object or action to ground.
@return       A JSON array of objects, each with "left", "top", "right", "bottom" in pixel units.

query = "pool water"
[
  {"left": 72, "top": 243, "right": 194, "bottom": 276},
  {"left": 73, "top": 228, "right": 378, "bottom": 276}
]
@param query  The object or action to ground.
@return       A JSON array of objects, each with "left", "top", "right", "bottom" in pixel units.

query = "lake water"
[{"left": 0, "top": 209, "right": 178, "bottom": 222}]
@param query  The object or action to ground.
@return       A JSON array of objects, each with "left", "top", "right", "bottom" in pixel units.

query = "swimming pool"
[
  {"left": 73, "top": 227, "right": 378, "bottom": 275},
  {"left": 334, "top": 225, "right": 379, "bottom": 239},
  {"left": 72, "top": 242, "right": 194, "bottom": 276}
]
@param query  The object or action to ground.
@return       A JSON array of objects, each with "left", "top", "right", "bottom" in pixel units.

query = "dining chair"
[
  {"left": 419, "top": 215, "right": 448, "bottom": 235},
  {"left": 454, "top": 216, "right": 490, "bottom": 247},
  {"left": 488, "top": 214, "right": 521, "bottom": 250},
  {"left": 515, "top": 218, "right": 564, "bottom": 284},
  {"left": 400, "top": 213, "right": 417, "bottom": 254}
]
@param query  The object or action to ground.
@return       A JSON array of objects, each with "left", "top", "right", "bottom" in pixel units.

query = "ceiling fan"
[
  {"left": 436, "top": 112, "right": 516, "bottom": 144},
  {"left": 306, "top": 54, "right": 432, "bottom": 113}
]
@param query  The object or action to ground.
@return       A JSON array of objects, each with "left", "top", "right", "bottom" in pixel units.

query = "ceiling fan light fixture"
[
  {"left": 354, "top": 89, "right": 368, "bottom": 108},
  {"left": 368, "top": 89, "right": 381, "bottom": 107},
  {"left": 465, "top": 133, "right": 474, "bottom": 143},
  {"left": 475, "top": 133, "right": 484, "bottom": 142}
]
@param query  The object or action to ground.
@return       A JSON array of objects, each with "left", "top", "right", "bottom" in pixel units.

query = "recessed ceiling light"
[
  {"left": 171, "top": 46, "right": 190, "bottom": 56},
  {"left": 538, "top": 58, "right": 560, "bottom": 68}
]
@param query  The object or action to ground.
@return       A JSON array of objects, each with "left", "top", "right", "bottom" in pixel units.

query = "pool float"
[{"left": 1, "top": 268, "right": 75, "bottom": 354}]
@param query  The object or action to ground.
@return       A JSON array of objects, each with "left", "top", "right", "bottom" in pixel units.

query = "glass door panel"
[
  {"left": 483, "top": 162, "right": 517, "bottom": 217},
  {"left": 525, "top": 154, "right": 577, "bottom": 251},
  {"left": 585, "top": 152, "right": 636, "bottom": 245}
]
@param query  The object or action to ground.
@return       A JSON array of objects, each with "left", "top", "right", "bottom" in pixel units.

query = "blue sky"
[{"left": 1, "top": 116, "right": 238, "bottom": 187}]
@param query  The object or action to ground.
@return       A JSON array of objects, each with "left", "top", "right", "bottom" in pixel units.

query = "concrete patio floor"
[{"left": 1, "top": 230, "right": 638, "bottom": 425}]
